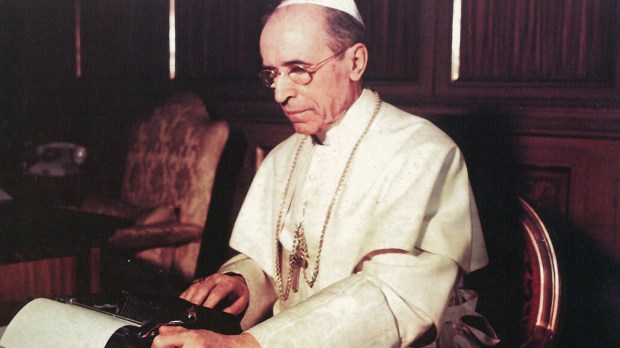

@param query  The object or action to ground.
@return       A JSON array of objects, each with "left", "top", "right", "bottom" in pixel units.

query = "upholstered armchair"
[{"left": 79, "top": 92, "right": 229, "bottom": 283}]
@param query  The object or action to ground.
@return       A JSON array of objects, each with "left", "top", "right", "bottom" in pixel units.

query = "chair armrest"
[{"left": 108, "top": 222, "right": 203, "bottom": 250}]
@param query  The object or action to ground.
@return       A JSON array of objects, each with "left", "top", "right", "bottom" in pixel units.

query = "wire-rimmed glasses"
[{"left": 258, "top": 47, "right": 349, "bottom": 88}]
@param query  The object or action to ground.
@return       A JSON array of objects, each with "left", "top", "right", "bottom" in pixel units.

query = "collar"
[{"left": 320, "top": 88, "right": 377, "bottom": 148}]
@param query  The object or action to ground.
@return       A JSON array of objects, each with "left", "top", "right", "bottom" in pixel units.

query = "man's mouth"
[{"left": 284, "top": 109, "right": 308, "bottom": 119}]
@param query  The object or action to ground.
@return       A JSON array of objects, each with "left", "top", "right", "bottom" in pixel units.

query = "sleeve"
[
  {"left": 358, "top": 141, "right": 487, "bottom": 275},
  {"left": 245, "top": 251, "right": 458, "bottom": 348},
  {"left": 218, "top": 254, "right": 277, "bottom": 330}
]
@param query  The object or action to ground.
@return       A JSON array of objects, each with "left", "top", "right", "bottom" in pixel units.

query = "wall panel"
[
  {"left": 513, "top": 135, "right": 620, "bottom": 262},
  {"left": 435, "top": 0, "right": 620, "bottom": 101}
]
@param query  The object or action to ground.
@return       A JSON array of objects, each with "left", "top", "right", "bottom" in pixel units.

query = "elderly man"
[{"left": 152, "top": 0, "right": 488, "bottom": 347}]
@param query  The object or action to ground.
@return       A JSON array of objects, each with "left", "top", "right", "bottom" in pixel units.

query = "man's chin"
[{"left": 292, "top": 124, "right": 315, "bottom": 135}]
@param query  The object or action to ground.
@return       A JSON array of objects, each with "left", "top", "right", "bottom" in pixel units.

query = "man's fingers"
[
  {"left": 223, "top": 295, "right": 249, "bottom": 315},
  {"left": 205, "top": 283, "right": 235, "bottom": 308},
  {"left": 158, "top": 326, "right": 186, "bottom": 334},
  {"left": 151, "top": 326, "right": 187, "bottom": 348},
  {"left": 180, "top": 279, "right": 217, "bottom": 305},
  {"left": 180, "top": 273, "right": 248, "bottom": 312}
]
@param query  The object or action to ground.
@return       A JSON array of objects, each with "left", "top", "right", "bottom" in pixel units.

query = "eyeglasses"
[{"left": 258, "top": 47, "right": 349, "bottom": 88}]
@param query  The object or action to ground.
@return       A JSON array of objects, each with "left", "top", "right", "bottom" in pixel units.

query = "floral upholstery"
[{"left": 82, "top": 92, "right": 229, "bottom": 281}]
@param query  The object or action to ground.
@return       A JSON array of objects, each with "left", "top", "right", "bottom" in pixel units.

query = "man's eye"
[{"left": 289, "top": 66, "right": 308, "bottom": 75}]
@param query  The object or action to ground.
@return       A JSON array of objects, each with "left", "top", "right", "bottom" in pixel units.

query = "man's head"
[{"left": 259, "top": 0, "right": 367, "bottom": 140}]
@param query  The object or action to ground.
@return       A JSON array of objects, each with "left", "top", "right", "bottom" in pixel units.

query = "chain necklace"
[{"left": 274, "top": 91, "right": 382, "bottom": 301}]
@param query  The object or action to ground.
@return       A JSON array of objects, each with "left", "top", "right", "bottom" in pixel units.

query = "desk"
[
  {"left": 0, "top": 172, "right": 83, "bottom": 207},
  {"left": 0, "top": 202, "right": 132, "bottom": 301}
]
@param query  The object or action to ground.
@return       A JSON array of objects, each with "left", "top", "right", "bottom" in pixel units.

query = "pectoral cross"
[{"left": 291, "top": 223, "right": 308, "bottom": 293}]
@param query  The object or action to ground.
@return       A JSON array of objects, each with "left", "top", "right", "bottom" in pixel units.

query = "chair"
[
  {"left": 79, "top": 92, "right": 229, "bottom": 284},
  {"left": 430, "top": 196, "right": 562, "bottom": 347},
  {"left": 194, "top": 130, "right": 251, "bottom": 278},
  {"left": 518, "top": 197, "right": 561, "bottom": 347}
]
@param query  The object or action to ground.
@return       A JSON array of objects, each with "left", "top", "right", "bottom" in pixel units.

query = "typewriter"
[{"left": 0, "top": 291, "right": 242, "bottom": 348}]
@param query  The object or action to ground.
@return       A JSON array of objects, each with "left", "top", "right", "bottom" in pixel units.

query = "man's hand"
[
  {"left": 180, "top": 273, "right": 249, "bottom": 315},
  {"left": 151, "top": 326, "right": 259, "bottom": 348}
]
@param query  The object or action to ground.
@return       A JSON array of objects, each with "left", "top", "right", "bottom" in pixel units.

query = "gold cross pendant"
[
  {"left": 291, "top": 223, "right": 308, "bottom": 293},
  {"left": 291, "top": 251, "right": 308, "bottom": 293}
]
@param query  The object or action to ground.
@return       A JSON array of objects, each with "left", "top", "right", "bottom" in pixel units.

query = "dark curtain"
[
  {"left": 175, "top": 0, "right": 269, "bottom": 80},
  {"left": 458, "top": 0, "right": 617, "bottom": 82},
  {"left": 14, "top": 0, "right": 76, "bottom": 79},
  {"left": 80, "top": 0, "right": 169, "bottom": 80},
  {"left": 356, "top": 0, "right": 422, "bottom": 81},
  {"left": 0, "top": 0, "right": 76, "bottom": 171},
  {"left": 0, "top": 0, "right": 22, "bottom": 171}
]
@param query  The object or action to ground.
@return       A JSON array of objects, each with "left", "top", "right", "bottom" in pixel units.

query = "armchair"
[
  {"left": 80, "top": 92, "right": 229, "bottom": 284},
  {"left": 518, "top": 197, "right": 561, "bottom": 347}
]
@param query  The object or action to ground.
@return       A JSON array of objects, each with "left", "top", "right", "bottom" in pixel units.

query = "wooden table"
[{"left": 0, "top": 201, "right": 132, "bottom": 301}]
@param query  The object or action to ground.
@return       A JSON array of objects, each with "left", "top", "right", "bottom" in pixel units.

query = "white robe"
[{"left": 220, "top": 89, "right": 488, "bottom": 347}]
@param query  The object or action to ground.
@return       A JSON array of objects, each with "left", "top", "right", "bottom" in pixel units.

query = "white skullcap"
[{"left": 277, "top": 0, "right": 364, "bottom": 26}]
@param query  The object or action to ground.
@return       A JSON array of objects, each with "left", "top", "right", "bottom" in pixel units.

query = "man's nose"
[{"left": 273, "top": 73, "right": 295, "bottom": 105}]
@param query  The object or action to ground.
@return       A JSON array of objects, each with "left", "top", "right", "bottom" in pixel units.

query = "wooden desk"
[{"left": 0, "top": 202, "right": 132, "bottom": 301}]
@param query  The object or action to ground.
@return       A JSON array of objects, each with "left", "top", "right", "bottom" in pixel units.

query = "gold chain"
[{"left": 274, "top": 91, "right": 382, "bottom": 301}]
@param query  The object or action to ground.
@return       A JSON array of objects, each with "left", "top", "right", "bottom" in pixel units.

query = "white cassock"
[{"left": 219, "top": 88, "right": 489, "bottom": 347}]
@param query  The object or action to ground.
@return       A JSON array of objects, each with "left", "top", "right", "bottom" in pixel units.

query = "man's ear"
[{"left": 348, "top": 43, "right": 368, "bottom": 81}]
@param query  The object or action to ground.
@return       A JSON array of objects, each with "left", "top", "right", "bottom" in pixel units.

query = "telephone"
[{"left": 28, "top": 142, "right": 87, "bottom": 177}]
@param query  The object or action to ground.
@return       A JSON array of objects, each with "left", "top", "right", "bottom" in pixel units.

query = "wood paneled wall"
[
  {"left": 1, "top": 0, "right": 619, "bottom": 345},
  {"left": 435, "top": 0, "right": 620, "bottom": 100},
  {"left": 458, "top": 0, "right": 616, "bottom": 82}
]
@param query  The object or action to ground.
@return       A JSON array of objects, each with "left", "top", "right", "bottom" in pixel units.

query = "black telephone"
[{"left": 28, "top": 142, "right": 87, "bottom": 177}]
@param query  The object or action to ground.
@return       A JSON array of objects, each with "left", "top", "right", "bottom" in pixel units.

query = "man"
[{"left": 152, "top": 0, "right": 488, "bottom": 347}]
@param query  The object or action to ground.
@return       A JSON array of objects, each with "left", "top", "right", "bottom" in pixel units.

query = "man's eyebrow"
[
  {"left": 284, "top": 59, "right": 311, "bottom": 66},
  {"left": 262, "top": 59, "right": 312, "bottom": 69}
]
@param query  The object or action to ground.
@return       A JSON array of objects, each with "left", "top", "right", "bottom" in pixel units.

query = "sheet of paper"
[{"left": 0, "top": 298, "right": 138, "bottom": 348}]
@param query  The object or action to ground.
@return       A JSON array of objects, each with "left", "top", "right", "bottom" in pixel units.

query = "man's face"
[{"left": 259, "top": 5, "right": 357, "bottom": 138}]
